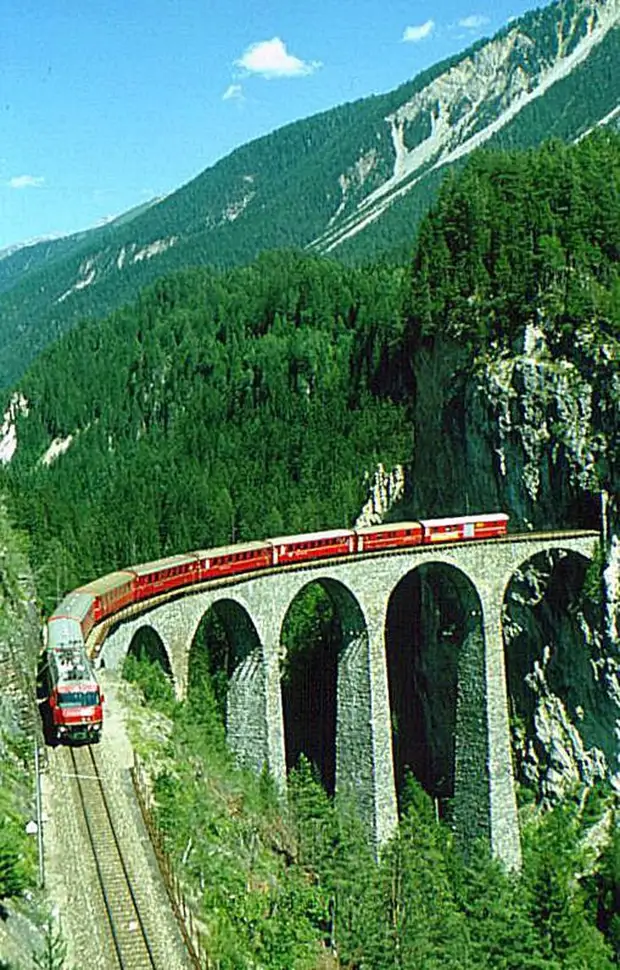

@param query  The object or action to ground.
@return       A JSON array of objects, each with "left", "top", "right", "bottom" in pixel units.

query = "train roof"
[
  {"left": 47, "top": 616, "right": 84, "bottom": 650},
  {"left": 419, "top": 512, "right": 509, "bottom": 527},
  {"left": 77, "top": 570, "right": 136, "bottom": 595},
  {"left": 268, "top": 528, "right": 354, "bottom": 545},
  {"left": 52, "top": 590, "right": 94, "bottom": 622},
  {"left": 194, "top": 541, "right": 271, "bottom": 559},
  {"left": 355, "top": 521, "right": 422, "bottom": 534},
  {"left": 130, "top": 553, "right": 199, "bottom": 577},
  {"left": 49, "top": 643, "right": 97, "bottom": 687}
]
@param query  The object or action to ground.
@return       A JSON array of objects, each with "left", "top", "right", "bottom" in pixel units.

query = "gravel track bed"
[{"left": 41, "top": 672, "right": 191, "bottom": 970}]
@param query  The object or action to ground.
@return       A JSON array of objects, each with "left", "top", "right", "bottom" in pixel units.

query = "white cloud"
[
  {"left": 458, "top": 14, "right": 490, "bottom": 29},
  {"left": 8, "top": 174, "right": 45, "bottom": 189},
  {"left": 223, "top": 83, "right": 243, "bottom": 101},
  {"left": 235, "top": 37, "right": 321, "bottom": 78},
  {"left": 402, "top": 20, "right": 435, "bottom": 42}
]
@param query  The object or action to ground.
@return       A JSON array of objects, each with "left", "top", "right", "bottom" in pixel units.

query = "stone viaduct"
[{"left": 96, "top": 531, "right": 598, "bottom": 871}]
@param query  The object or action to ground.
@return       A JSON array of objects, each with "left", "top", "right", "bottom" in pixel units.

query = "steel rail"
[{"left": 70, "top": 745, "right": 159, "bottom": 970}]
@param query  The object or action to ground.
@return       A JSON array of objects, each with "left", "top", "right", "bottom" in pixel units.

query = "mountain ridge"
[{"left": 0, "top": 0, "right": 618, "bottom": 390}]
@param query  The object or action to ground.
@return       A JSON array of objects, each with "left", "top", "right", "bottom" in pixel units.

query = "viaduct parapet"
[{"left": 98, "top": 531, "right": 598, "bottom": 871}]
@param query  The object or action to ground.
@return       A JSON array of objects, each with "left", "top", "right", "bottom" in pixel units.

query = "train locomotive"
[
  {"left": 43, "top": 512, "right": 508, "bottom": 743},
  {"left": 42, "top": 615, "right": 104, "bottom": 742}
]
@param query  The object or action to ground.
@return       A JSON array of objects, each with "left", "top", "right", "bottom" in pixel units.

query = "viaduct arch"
[{"left": 97, "top": 531, "right": 598, "bottom": 871}]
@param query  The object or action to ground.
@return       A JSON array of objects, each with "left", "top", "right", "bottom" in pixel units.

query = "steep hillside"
[
  {"left": 0, "top": 0, "right": 618, "bottom": 389},
  {"left": 0, "top": 500, "right": 46, "bottom": 968},
  {"left": 1, "top": 130, "right": 617, "bottom": 598},
  {"left": 0, "top": 251, "right": 412, "bottom": 610}
]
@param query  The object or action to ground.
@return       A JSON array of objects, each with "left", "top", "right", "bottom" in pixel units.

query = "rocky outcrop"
[
  {"left": 355, "top": 463, "right": 405, "bottom": 527},
  {"left": 0, "top": 501, "right": 46, "bottom": 967},
  {"left": 475, "top": 321, "right": 620, "bottom": 800},
  {"left": 477, "top": 321, "right": 616, "bottom": 525},
  {"left": 0, "top": 502, "right": 40, "bottom": 740},
  {"left": 406, "top": 305, "right": 620, "bottom": 805}
]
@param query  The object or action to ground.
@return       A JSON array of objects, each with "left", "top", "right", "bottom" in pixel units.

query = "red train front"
[{"left": 44, "top": 617, "right": 104, "bottom": 743}]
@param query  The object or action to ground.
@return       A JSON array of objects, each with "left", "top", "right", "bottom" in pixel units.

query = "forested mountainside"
[
  {"left": 3, "top": 132, "right": 619, "bottom": 810},
  {"left": 0, "top": 0, "right": 618, "bottom": 390},
  {"left": 0, "top": 129, "right": 617, "bottom": 596}
]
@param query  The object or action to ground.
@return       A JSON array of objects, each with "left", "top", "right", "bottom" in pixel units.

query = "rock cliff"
[{"left": 408, "top": 313, "right": 619, "bottom": 803}]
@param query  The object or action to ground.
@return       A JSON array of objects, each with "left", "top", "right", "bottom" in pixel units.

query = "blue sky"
[{"left": 1, "top": 0, "right": 548, "bottom": 251}]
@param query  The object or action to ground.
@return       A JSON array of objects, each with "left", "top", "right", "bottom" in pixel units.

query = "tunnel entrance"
[{"left": 385, "top": 563, "right": 482, "bottom": 813}]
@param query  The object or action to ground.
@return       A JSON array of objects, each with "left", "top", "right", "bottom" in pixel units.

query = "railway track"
[{"left": 69, "top": 744, "right": 159, "bottom": 970}]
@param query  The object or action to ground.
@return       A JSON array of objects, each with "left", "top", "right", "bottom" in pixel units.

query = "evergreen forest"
[{"left": 117, "top": 646, "right": 620, "bottom": 970}]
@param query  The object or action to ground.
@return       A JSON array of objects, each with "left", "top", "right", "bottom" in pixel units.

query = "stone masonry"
[{"left": 97, "top": 532, "right": 598, "bottom": 870}]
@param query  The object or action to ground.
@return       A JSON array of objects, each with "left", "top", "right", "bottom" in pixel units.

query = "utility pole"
[
  {"left": 601, "top": 489, "right": 609, "bottom": 548},
  {"left": 34, "top": 740, "right": 45, "bottom": 888}
]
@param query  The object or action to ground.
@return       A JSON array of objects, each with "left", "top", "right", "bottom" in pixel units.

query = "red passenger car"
[
  {"left": 77, "top": 571, "right": 136, "bottom": 622},
  {"left": 355, "top": 521, "right": 424, "bottom": 552},
  {"left": 53, "top": 590, "right": 97, "bottom": 641},
  {"left": 267, "top": 529, "right": 356, "bottom": 565},
  {"left": 420, "top": 513, "right": 508, "bottom": 544},
  {"left": 132, "top": 554, "right": 200, "bottom": 602},
  {"left": 196, "top": 541, "right": 273, "bottom": 581}
]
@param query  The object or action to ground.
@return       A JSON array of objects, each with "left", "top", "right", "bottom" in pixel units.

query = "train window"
[{"left": 58, "top": 691, "right": 99, "bottom": 707}]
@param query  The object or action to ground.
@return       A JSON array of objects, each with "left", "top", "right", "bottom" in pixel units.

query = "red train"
[
  {"left": 42, "top": 617, "right": 104, "bottom": 742},
  {"left": 43, "top": 513, "right": 507, "bottom": 741}
]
